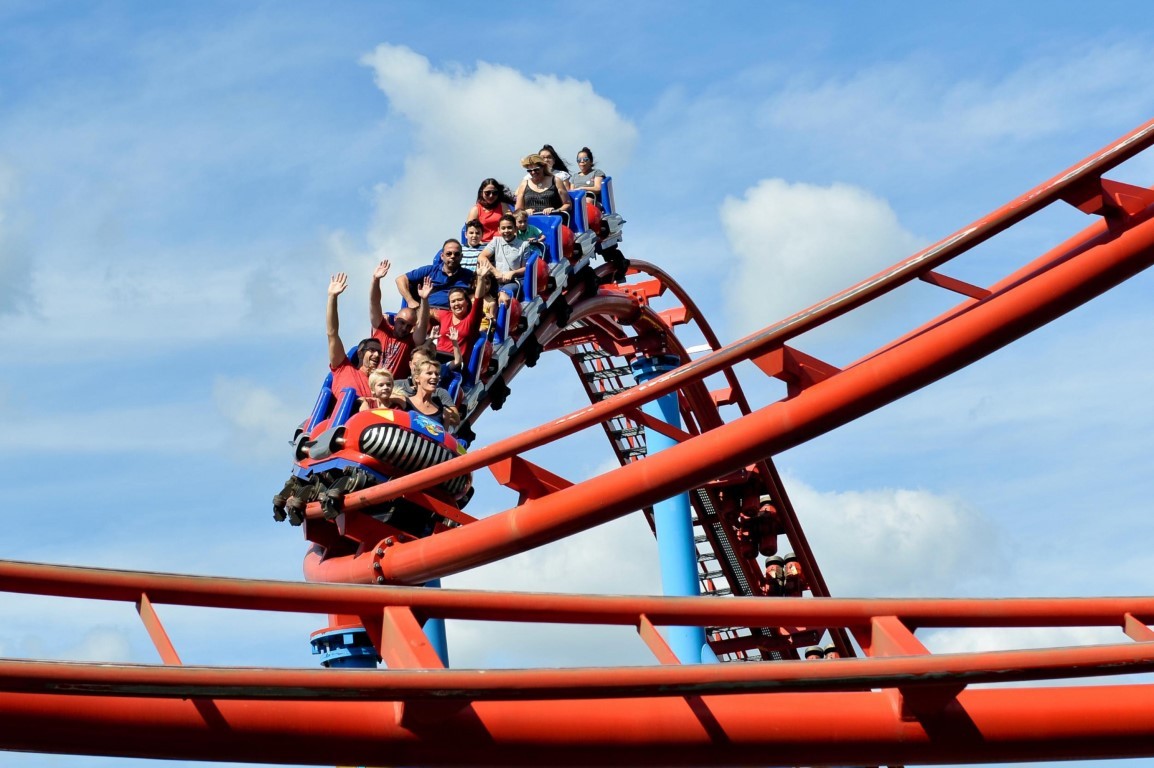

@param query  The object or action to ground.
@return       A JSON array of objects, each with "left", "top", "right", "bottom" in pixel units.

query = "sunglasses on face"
[
  {"left": 577, "top": 157, "right": 591, "bottom": 163},
  {"left": 483, "top": 189, "right": 496, "bottom": 195},
  {"left": 527, "top": 166, "right": 543, "bottom": 173}
]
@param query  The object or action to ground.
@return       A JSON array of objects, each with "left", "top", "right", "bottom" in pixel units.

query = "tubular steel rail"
[
  {"left": 2, "top": 560, "right": 1154, "bottom": 765},
  {"left": 5, "top": 117, "right": 1154, "bottom": 765}
]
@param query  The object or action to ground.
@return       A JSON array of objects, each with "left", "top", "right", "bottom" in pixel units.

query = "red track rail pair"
[{"left": 4, "top": 117, "right": 1154, "bottom": 765}]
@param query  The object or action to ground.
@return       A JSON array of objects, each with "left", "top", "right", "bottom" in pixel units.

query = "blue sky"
[{"left": 3, "top": 2, "right": 1154, "bottom": 766}]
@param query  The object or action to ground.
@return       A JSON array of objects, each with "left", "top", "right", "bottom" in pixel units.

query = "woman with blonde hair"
[
  {"left": 515, "top": 153, "right": 571, "bottom": 218},
  {"left": 405, "top": 359, "right": 460, "bottom": 431}
]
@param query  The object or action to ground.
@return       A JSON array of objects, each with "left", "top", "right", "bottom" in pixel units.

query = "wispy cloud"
[
  {"left": 355, "top": 44, "right": 638, "bottom": 273},
  {"left": 719, "top": 178, "right": 923, "bottom": 336},
  {"left": 783, "top": 472, "right": 999, "bottom": 598}
]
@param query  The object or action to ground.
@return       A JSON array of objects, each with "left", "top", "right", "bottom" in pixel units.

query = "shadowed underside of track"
[{"left": 4, "top": 118, "right": 1154, "bottom": 765}]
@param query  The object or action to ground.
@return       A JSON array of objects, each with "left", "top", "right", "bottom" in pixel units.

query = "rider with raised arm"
[
  {"left": 395, "top": 239, "right": 476, "bottom": 310},
  {"left": 327, "top": 272, "right": 381, "bottom": 398},
  {"left": 416, "top": 262, "right": 490, "bottom": 363},
  {"left": 368, "top": 259, "right": 417, "bottom": 379}
]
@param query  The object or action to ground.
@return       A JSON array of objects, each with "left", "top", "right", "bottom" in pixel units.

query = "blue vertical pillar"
[
  {"left": 631, "top": 354, "right": 717, "bottom": 664},
  {"left": 422, "top": 578, "right": 450, "bottom": 666}
]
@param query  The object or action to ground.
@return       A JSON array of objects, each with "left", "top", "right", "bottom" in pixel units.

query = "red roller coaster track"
[{"left": 4, "top": 118, "right": 1154, "bottom": 766}]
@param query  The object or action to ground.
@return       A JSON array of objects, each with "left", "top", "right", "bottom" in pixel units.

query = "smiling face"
[
  {"left": 481, "top": 184, "right": 498, "bottom": 205},
  {"left": 448, "top": 288, "right": 470, "bottom": 318},
  {"left": 498, "top": 218, "right": 517, "bottom": 243},
  {"left": 415, "top": 361, "right": 439, "bottom": 392},
  {"left": 355, "top": 343, "right": 383, "bottom": 373}
]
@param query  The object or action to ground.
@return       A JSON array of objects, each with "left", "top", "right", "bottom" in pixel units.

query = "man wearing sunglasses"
[{"left": 395, "top": 238, "right": 477, "bottom": 310}]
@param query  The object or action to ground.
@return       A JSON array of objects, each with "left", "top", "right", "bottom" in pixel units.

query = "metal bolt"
[
  {"left": 372, "top": 562, "right": 381, "bottom": 571},
  {"left": 375, "top": 547, "right": 385, "bottom": 557},
  {"left": 385, "top": 537, "right": 395, "bottom": 547},
  {"left": 376, "top": 576, "right": 385, "bottom": 584}
]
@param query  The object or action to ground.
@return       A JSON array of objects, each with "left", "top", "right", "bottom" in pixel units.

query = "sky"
[{"left": 2, "top": 1, "right": 1154, "bottom": 766}]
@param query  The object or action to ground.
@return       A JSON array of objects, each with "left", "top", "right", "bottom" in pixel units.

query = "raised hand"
[
  {"left": 417, "top": 275, "right": 434, "bottom": 301},
  {"left": 373, "top": 259, "right": 391, "bottom": 280},
  {"left": 329, "top": 273, "right": 348, "bottom": 296}
]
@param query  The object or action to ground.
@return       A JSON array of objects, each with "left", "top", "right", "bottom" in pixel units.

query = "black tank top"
[{"left": 522, "top": 177, "right": 563, "bottom": 211}]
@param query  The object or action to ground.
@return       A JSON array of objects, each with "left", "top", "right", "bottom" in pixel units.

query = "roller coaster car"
[{"left": 273, "top": 379, "right": 472, "bottom": 531}]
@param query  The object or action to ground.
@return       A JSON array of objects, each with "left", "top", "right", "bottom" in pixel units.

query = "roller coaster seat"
[{"left": 567, "top": 190, "right": 604, "bottom": 236}]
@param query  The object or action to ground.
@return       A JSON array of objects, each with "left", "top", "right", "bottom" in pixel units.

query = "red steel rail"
[
  {"left": 2, "top": 560, "right": 1154, "bottom": 764},
  {"left": 5, "top": 118, "right": 1154, "bottom": 765}
]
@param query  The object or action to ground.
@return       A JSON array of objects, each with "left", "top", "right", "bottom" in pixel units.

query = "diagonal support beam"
[
  {"left": 378, "top": 606, "right": 445, "bottom": 670},
  {"left": 753, "top": 345, "right": 841, "bottom": 398},
  {"left": 858, "top": 616, "right": 965, "bottom": 721},
  {"left": 137, "top": 592, "right": 182, "bottom": 666},
  {"left": 623, "top": 407, "right": 695, "bottom": 443},
  {"left": 1123, "top": 612, "right": 1154, "bottom": 642},
  {"left": 638, "top": 614, "right": 682, "bottom": 665},
  {"left": 1061, "top": 176, "right": 1154, "bottom": 221},
  {"left": 489, "top": 456, "right": 573, "bottom": 504},
  {"left": 919, "top": 270, "right": 992, "bottom": 300}
]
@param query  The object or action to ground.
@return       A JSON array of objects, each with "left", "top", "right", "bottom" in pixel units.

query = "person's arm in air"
[
  {"left": 369, "top": 259, "right": 390, "bottom": 330},
  {"left": 447, "top": 326, "right": 463, "bottom": 370},
  {"left": 412, "top": 276, "right": 434, "bottom": 346},
  {"left": 327, "top": 273, "right": 350, "bottom": 370}
]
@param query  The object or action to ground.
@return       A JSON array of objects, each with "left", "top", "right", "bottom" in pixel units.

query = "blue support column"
[
  {"left": 309, "top": 626, "right": 379, "bottom": 669},
  {"left": 631, "top": 354, "right": 718, "bottom": 664},
  {"left": 422, "top": 578, "right": 450, "bottom": 666}
]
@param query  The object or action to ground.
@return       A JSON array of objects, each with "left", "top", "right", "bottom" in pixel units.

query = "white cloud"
[
  {"left": 784, "top": 473, "right": 997, "bottom": 597},
  {"left": 760, "top": 44, "right": 1154, "bottom": 171},
  {"left": 355, "top": 44, "right": 638, "bottom": 273},
  {"left": 213, "top": 376, "right": 300, "bottom": 463},
  {"left": 922, "top": 625, "right": 1122, "bottom": 656},
  {"left": 719, "top": 178, "right": 922, "bottom": 336}
]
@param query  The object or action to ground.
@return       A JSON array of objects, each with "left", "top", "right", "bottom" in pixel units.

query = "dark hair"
[
  {"left": 498, "top": 213, "right": 517, "bottom": 227},
  {"left": 355, "top": 337, "right": 382, "bottom": 366},
  {"left": 476, "top": 178, "right": 514, "bottom": 207},
  {"left": 465, "top": 219, "right": 483, "bottom": 231},
  {"left": 576, "top": 146, "right": 596, "bottom": 165},
  {"left": 447, "top": 286, "right": 472, "bottom": 309},
  {"left": 442, "top": 238, "right": 462, "bottom": 251},
  {"left": 539, "top": 144, "right": 570, "bottom": 174}
]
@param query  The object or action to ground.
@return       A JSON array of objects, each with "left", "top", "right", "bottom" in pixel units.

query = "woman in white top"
[{"left": 538, "top": 144, "right": 571, "bottom": 182}]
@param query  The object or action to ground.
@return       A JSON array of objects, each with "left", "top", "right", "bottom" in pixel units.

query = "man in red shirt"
[
  {"left": 327, "top": 272, "right": 381, "bottom": 398},
  {"left": 368, "top": 259, "right": 417, "bottom": 378}
]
